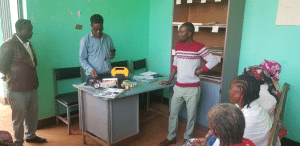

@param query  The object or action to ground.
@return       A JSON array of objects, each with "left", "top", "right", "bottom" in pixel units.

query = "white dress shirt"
[
  {"left": 241, "top": 100, "right": 272, "bottom": 146},
  {"left": 15, "top": 34, "right": 35, "bottom": 66},
  {"left": 257, "top": 83, "right": 277, "bottom": 121}
]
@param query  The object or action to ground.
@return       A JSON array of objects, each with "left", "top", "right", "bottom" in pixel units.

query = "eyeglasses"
[{"left": 92, "top": 28, "right": 103, "bottom": 32}]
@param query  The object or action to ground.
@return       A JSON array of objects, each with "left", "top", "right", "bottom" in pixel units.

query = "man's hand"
[
  {"left": 159, "top": 81, "right": 171, "bottom": 85},
  {"left": 108, "top": 52, "right": 115, "bottom": 56},
  {"left": 191, "top": 138, "right": 206, "bottom": 146},
  {"left": 91, "top": 70, "right": 98, "bottom": 78},
  {"left": 109, "top": 49, "right": 116, "bottom": 56},
  {"left": 195, "top": 68, "right": 204, "bottom": 77}
]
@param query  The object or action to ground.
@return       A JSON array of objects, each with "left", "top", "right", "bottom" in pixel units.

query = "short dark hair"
[
  {"left": 90, "top": 14, "right": 104, "bottom": 24},
  {"left": 15, "top": 19, "right": 31, "bottom": 32},
  {"left": 234, "top": 74, "right": 260, "bottom": 108},
  {"left": 182, "top": 22, "right": 194, "bottom": 35},
  {"left": 208, "top": 103, "right": 245, "bottom": 146}
]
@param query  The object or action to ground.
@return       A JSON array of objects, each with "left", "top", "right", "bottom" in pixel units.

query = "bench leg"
[
  {"left": 55, "top": 100, "right": 59, "bottom": 124},
  {"left": 67, "top": 106, "right": 71, "bottom": 135}
]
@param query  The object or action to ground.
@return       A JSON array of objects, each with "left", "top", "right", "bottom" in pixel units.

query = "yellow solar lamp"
[{"left": 111, "top": 67, "right": 129, "bottom": 77}]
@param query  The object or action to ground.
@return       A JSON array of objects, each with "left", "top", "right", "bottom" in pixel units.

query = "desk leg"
[
  {"left": 143, "top": 88, "right": 172, "bottom": 122},
  {"left": 147, "top": 92, "right": 150, "bottom": 112},
  {"left": 78, "top": 89, "right": 82, "bottom": 130},
  {"left": 83, "top": 133, "right": 86, "bottom": 144},
  {"left": 107, "top": 100, "right": 111, "bottom": 146},
  {"left": 78, "top": 89, "right": 87, "bottom": 144}
]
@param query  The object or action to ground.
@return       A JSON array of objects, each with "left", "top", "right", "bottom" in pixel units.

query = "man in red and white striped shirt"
[{"left": 159, "top": 22, "right": 218, "bottom": 146}]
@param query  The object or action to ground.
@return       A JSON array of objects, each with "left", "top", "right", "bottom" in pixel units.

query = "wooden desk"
[{"left": 73, "top": 76, "right": 175, "bottom": 146}]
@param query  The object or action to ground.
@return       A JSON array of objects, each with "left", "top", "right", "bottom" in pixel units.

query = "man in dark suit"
[{"left": 0, "top": 19, "right": 46, "bottom": 146}]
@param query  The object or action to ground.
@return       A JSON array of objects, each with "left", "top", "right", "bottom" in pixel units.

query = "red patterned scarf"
[
  {"left": 242, "top": 60, "right": 282, "bottom": 102},
  {"left": 230, "top": 138, "right": 255, "bottom": 146}
]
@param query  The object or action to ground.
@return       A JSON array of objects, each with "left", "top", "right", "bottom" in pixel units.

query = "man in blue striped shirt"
[{"left": 79, "top": 14, "right": 115, "bottom": 82}]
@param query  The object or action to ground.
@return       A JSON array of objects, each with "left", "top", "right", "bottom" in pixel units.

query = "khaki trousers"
[{"left": 167, "top": 85, "right": 201, "bottom": 140}]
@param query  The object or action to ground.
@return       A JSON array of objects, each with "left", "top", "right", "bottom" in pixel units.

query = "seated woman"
[
  {"left": 242, "top": 59, "right": 282, "bottom": 120},
  {"left": 229, "top": 74, "right": 274, "bottom": 146},
  {"left": 193, "top": 74, "right": 274, "bottom": 146},
  {"left": 190, "top": 103, "right": 255, "bottom": 146},
  {"left": 243, "top": 60, "right": 286, "bottom": 141}
]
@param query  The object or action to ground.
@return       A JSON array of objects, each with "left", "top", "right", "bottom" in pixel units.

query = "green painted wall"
[
  {"left": 148, "top": 0, "right": 173, "bottom": 75},
  {"left": 148, "top": 0, "right": 173, "bottom": 97},
  {"left": 238, "top": 0, "right": 300, "bottom": 142},
  {"left": 26, "top": 0, "right": 150, "bottom": 119}
]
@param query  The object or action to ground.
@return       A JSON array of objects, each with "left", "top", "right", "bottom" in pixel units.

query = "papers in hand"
[{"left": 93, "top": 88, "right": 125, "bottom": 98}]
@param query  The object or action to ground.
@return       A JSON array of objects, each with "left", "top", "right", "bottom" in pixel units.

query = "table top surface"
[{"left": 73, "top": 75, "right": 176, "bottom": 100}]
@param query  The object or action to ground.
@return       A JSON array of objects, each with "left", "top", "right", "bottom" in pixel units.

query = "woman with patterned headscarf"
[
  {"left": 242, "top": 59, "right": 282, "bottom": 120},
  {"left": 243, "top": 59, "right": 287, "bottom": 141}
]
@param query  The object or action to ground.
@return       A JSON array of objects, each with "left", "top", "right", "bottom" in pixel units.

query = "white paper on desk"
[
  {"left": 93, "top": 88, "right": 125, "bottom": 98},
  {"left": 187, "top": 0, "right": 192, "bottom": 3},
  {"left": 140, "top": 71, "right": 157, "bottom": 76},
  {"left": 215, "top": 0, "right": 221, "bottom": 2},
  {"left": 176, "top": 0, "right": 181, "bottom": 5},
  {"left": 201, "top": 0, "right": 206, "bottom": 3},
  {"left": 133, "top": 75, "right": 154, "bottom": 80}
]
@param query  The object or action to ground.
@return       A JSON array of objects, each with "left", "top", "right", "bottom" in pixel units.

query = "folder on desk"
[{"left": 140, "top": 71, "right": 163, "bottom": 78}]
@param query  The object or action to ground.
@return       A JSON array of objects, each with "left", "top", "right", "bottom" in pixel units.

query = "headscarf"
[
  {"left": 260, "top": 59, "right": 282, "bottom": 81},
  {"left": 242, "top": 60, "right": 282, "bottom": 103}
]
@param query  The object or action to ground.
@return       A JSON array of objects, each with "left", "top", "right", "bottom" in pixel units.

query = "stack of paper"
[
  {"left": 140, "top": 71, "right": 158, "bottom": 76},
  {"left": 93, "top": 88, "right": 125, "bottom": 98}
]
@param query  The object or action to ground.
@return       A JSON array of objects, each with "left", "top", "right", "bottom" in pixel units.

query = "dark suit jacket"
[{"left": 0, "top": 34, "right": 39, "bottom": 91}]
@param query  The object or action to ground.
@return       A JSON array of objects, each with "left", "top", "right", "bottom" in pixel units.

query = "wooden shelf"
[
  {"left": 207, "top": 46, "right": 224, "bottom": 58},
  {"left": 200, "top": 76, "right": 222, "bottom": 84},
  {"left": 199, "top": 70, "right": 222, "bottom": 83},
  {"left": 176, "top": 0, "right": 228, "bottom": 5},
  {"left": 173, "top": 0, "right": 228, "bottom": 23},
  {"left": 172, "top": 22, "right": 226, "bottom": 28},
  {"left": 173, "top": 22, "right": 226, "bottom": 32}
]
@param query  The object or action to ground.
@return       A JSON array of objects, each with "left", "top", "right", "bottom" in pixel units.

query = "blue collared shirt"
[{"left": 79, "top": 32, "right": 115, "bottom": 76}]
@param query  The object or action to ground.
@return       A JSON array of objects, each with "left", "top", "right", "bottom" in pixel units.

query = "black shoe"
[
  {"left": 159, "top": 138, "right": 177, "bottom": 146},
  {"left": 25, "top": 136, "right": 47, "bottom": 143}
]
